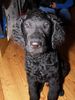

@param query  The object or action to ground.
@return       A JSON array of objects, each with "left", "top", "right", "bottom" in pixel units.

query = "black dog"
[{"left": 12, "top": 9, "right": 70, "bottom": 100}]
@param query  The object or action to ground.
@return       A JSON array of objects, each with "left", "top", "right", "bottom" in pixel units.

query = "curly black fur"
[{"left": 12, "top": 9, "right": 70, "bottom": 100}]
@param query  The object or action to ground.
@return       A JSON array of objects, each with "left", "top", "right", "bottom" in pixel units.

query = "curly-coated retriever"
[{"left": 12, "top": 9, "right": 70, "bottom": 100}]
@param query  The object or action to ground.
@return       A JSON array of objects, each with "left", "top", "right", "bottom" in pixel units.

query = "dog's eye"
[
  {"left": 24, "top": 20, "right": 35, "bottom": 34},
  {"left": 43, "top": 22, "right": 49, "bottom": 31},
  {"left": 24, "top": 21, "right": 31, "bottom": 28}
]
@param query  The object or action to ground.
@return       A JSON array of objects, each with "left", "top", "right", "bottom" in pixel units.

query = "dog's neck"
[{"left": 26, "top": 50, "right": 57, "bottom": 59}]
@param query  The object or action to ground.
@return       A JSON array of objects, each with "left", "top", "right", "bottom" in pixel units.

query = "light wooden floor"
[{"left": 0, "top": 8, "right": 75, "bottom": 100}]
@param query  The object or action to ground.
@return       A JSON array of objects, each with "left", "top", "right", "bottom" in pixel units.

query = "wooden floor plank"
[
  {"left": 0, "top": 41, "right": 29, "bottom": 100},
  {"left": 0, "top": 80, "right": 4, "bottom": 100}
]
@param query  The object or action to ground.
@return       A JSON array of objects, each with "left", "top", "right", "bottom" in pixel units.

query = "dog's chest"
[{"left": 26, "top": 52, "right": 59, "bottom": 82}]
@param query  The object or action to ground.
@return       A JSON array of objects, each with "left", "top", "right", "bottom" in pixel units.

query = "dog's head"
[{"left": 21, "top": 9, "right": 65, "bottom": 55}]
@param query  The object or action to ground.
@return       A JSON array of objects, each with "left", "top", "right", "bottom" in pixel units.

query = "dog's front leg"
[
  {"left": 48, "top": 78, "right": 60, "bottom": 100},
  {"left": 27, "top": 76, "right": 40, "bottom": 100}
]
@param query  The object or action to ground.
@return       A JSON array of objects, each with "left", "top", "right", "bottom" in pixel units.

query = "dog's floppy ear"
[
  {"left": 11, "top": 16, "right": 27, "bottom": 49},
  {"left": 47, "top": 14, "right": 65, "bottom": 49}
]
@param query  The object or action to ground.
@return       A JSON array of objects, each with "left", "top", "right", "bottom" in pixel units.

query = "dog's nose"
[{"left": 31, "top": 42, "right": 40, "bottom": 49}]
